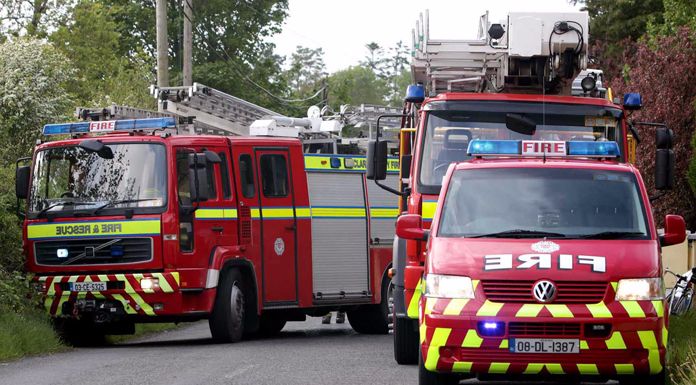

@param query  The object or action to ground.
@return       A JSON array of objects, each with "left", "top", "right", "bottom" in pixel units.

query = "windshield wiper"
[
  {"left": 91, "top": 198, "right": 160, "bottom": 215},
  {"left": 470, "top": 229, "right": 567, "bottom": 239},
  {"left": 579, "top": 231, "right": 645, "bottom": 240},
  {"left": 35, "top": 201, "right": 98, "bottom": 218}
]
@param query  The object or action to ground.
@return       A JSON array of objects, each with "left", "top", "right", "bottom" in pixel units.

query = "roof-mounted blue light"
[
  {"left": 405, "top": 83, "right": 425, "bottom": 103},
  {"left": 567, "top": 141, "right": 620, "bottom": 157},
  {"left": 467, "top": 140, "right": 520, "bottom": 155},
  {"left": 623, "top": 92, "right": 642, "bottom": 111},
  {"left": 42, "top": 117, "right": 176, "bottom": 136}
]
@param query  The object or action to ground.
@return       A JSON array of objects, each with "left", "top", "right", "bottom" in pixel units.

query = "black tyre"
[
  {"left": 394, "top": 315, "right": 419, "bottom": 365},
  {"left": 418, "top": 349, "right": 459, "bottom": 385},
  {"left": 619, "top": 371, "right": 665, "bottom": 385},
  {"left": 54, "top": 319, "right": 106, "bottom": 347},
  {"left": 209, "top": 269, "right": 246, "bottom": 342},
  {"left": 347, "top": 305, "right": 389, "bottom": 334},
  {"left": 256, "top": 315, "right": 286, "bottom": 336}
]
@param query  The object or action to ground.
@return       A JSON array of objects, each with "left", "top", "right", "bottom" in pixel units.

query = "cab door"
[{"left": 254, "top": 149, "right": 298, "bottom": 304}]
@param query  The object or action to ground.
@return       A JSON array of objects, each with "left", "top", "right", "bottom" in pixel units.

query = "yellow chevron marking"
[
  {"left": 614, "top": 364, "right": 635, "bottom": 374},
  {"left": 637, "top": 331, "right": 662, "bottom": 374},
  {"left": 545, "top": 364, "right": 564, "bottom": 374},
  {"left": 606, "top": 332, "right": 627, "bottom": 350},
  {"left": 516, "top": 304, "right": 543, "bottom": 318},
  {"left": 419, "top": 322, "right": 427, "bottom": 344},
  {"left": 424, "top": 297, "right": 437, "bottom": 315},
  {"left": 47, "top": 276, "right": 62, "bottom": 295},
  {"left": 452, "top": 362, "right": 473, "bottom": 373},
  {"left": 425, "top": 328, "right": 451, "bottom": 371},
  {"left": 586, "top": 302, "right": 612, "bottom": 318},
  {"left": 580, "top": 341, "right": 589, "bottom": 350},
  {"left": 489, "top": 362, "right": 510, "bottom": 374},
  {"left": 577, "top": 364, "right": 599, "bottom": 375},
  {"left": 472, "top": 280, "right": 480, "bottom": 290},
  {"left": 476, "top": 300, "right": 504, "bottom": 317},
  {"left": 407, "top": 278, "right": 423, "bottom": 319},
  {"left": 172, "top": 272, "right": 180, "bottom": 285},
  {"left": 545, "top": 304, "right": 573, "bottom": 318},
  {"left": 611, "top": 282, "right": 618, "bottom": 291},
  {"left": 499, "top": 339, "right": 509, "bottom": 349},
  {"left": 117, "top": 274, "right": 155, "bottom": 315},
  {"left": 523, "top": 364, "right": 544, "bottom": 374},
  {"left": 651, "top": 300, "right": 664, "bottom": 317},
  {"left": 112, "top": 294, "right": 137, "bottom": 314},
  {"left": 154, "top": 273, "right": 174, "bottom": 293},
  {"left": 443, "top": 299, "right": 469, "bottom": 316},
  {"left": 620, "top": 301, "right": 646, "bottom": 318},
  {"left": 461, "top": 329, "right": 483, "bottom": 348},
  {"left": 662, "top": 326, "right": 668, "bottom": 348}
]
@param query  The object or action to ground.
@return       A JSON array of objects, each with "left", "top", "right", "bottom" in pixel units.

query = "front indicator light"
[
  {"left": 424, "top": 274, "right": 475, "bottom": 299},
  {"left": 615, "top": 278, "right": 663, "bottom": 301},
  {"left": 140, "top": 277, "right": 160, "bottom": 291}
]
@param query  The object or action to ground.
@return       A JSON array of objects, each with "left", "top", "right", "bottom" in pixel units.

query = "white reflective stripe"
[{"left": 205, "top": 269, "right": 220, "bottom": 289}]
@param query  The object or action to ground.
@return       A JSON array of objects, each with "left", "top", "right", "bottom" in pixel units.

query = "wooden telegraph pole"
[
  {"left": 156, "top": 0, "right": 169, "bottom": 87},
  {"left": 183, "top": 0, "right": 193, "bottom": 86}
]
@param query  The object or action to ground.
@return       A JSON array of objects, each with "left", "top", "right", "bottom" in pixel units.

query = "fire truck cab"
[
  {"left": 16, "top": 118, "right": 395, "bottom": 344},
  {"left": 395, "top": 139, "right": 686, "bottom": 384}
]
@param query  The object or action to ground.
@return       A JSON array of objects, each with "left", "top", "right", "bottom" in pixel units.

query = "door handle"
[{"left": 212, "top": 226, "right": 224, "bottom": 233}]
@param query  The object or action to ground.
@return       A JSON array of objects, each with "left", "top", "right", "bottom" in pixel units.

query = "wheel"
[
  {"left": 347, "top": 305, "right": 389, "bottom": 334},
  {"left": 419, "top": 349, "right": 460, "bottom": 385},
  {"left": 619, "top": 370, "right": 665, "bottom": 385},
  {"left": 256, "top": 314, "right": 286, "bottom": 336},
  {"left": 209, "top": 269, "right": 246, "bottom": 342},
  {"left": 53, "top": 318, "right": 106, "bottom": 347},
  {"left": 394, "top": 315, "right": 419, "bottom": 365}
]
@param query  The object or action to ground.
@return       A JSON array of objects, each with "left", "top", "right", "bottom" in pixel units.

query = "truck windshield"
[
  {"left": 28, "top": 143, "right": 167, "bottom": 217},
  {"left": 438, "top": 168, "right": 649, "bottom": 239},
  {"left": 419, "top": 101, "right": 623, "bottom": 192}
]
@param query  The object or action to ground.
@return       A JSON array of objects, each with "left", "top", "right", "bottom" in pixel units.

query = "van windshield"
[{"left": 438, "top": 168, "right": 649, "bottom": 239}]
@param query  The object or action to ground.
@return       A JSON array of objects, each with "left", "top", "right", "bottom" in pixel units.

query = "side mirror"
[
  {"left": 396, "top": 214, "right": 428, "bottom": 241},
  {"left": 366, "top": 140, "right": 388, "bottom": 181},
  {"left": 661, "top": 214, "right": 686, "bottom": 246},
  {"left": 15, "top": 165, "right": 30, "bottom": 200},
  {"left": 655, "top": 127, "right": 675, "bottom": 190},
  {"left": 188, "top": 153, "right": 210, "bottom": 202}
]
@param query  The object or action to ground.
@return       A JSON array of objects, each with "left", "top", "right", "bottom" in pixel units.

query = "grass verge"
[
  {"left": 669, "top": 310, "right": 696, "bottom": 385},
  {"left": 0, "top": 309, "right": 64, "bottom": 361}
]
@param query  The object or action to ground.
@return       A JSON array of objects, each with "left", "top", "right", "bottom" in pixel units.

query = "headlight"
[
  {"left": 424, "top": 274, "right": 475, "bottom": 299},
  {"left": 140, "top": 277, "right": 160, "bottom": 291},
  {"left": 615, "top": 278, "right": 663, "bottom": 301}
]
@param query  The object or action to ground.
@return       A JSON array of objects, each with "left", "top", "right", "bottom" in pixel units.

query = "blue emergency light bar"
[
  {"left": 467, "top": 139, "right": 621, "bottom": 158},
  {"left": 42, "top": 117, "right": 176, "bottom": 136}
]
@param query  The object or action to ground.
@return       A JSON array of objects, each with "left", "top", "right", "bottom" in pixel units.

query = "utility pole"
[
  {"left": 156, "top": 0, "right": 169, "bottom": 87},
  {"left": 183, "top": 0, "right": 193, "bottom": 86}
]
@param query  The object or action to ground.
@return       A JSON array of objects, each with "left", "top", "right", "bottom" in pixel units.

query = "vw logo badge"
[{"left": 533, "top": 280, "right": 557, "bottom": 303}]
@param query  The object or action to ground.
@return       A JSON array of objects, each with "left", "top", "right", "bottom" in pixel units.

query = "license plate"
[
  {"left": 510, "top": 338, "right": 579, "bottom": 354},
  {"left": 70, "top": 282, "right": 107, "bottom": 292}
]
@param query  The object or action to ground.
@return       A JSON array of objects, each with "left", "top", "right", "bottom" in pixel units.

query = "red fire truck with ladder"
[
  {"left": 366, "top": 9, "right": 681, "bottom": 380},
  {"left": 15, "top": 116, "right": 398, "bottom": 344}
]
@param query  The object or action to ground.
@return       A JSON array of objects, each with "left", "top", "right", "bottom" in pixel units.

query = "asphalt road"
[{"left": 0, "top": 318, "right": 615, "bottom": 385}]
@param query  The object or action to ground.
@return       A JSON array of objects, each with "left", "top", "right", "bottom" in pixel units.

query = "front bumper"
[
  {"left": 34, "top": 272, "right": 192, "bottom": 318},
  {"left": 420, "top": 296, "right": 667, "bottom": 378}
]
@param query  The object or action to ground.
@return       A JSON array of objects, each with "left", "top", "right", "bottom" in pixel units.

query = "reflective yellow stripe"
[
  {"left": 461, "top": 329, "right": 483, "bottom": 348},
  {"left": 171, "top": 272, "right": 180, "bottom": 285},
  {"left": 545, "top": 304, "right": 573, "bottom": 318},
  {"left": 370, "top": 207, "right": 399, "bottom": 218},
  {"left": 27, "top": 219, "right": 160, "bottom": 240},
  {"left": 303, "top": 155, "right": 399, "bottom": 172},
  {"left": 499, "top": 339, "right": 509, "bottom": 349},
  {"left": 651, "top": 300, "right": 664, "bottom": 317},
  {"left": 262, "top": 207, "right": 297, "bottom": 219},
  {"left": 615, "top": 364, "right": 635, "bottom": 374},
  {"left": 620, "top": 301, "right": 646, "bottom": 318},
  {"left": 442, "top": 299, "right": 469, "bottom": 316},
  {"left": 577, "top": 364, "right": 599, "bottom": 375},
  {"left": 489, "top": 362, "right": 510, "bottom": 374},
  {"left": 637, "top": 331, "right": 662, "bottom": 373},
  {"left": 472, "top": 280, "right": 480, "bottom": 290},
  {"left": 524, "top": 364, "right": 544, "bottom": 374},
  {"left": 153, "top": 273, "right": 174, "bottom": 293},
  {"left": 516, "top": 304, "right": 543, "bottom": 318},
  {"left": 611, "top": 282, "right": 618, "bottom": 291},
  {"left": 47, "top": 276, "right": 62, "bottom": 295},
  {"left": 419, "top": 322, "right": 427, "bottom": 344},
  {"left": 606, "top": 332, "right": 626, "bottom": 349},
  {"left": 117, "top": 274, "right": 155, "bottom": 316},
  {"left": 662, "top": 326, "right": 668, "bottom": 348},
  {"left": 586, "top": 302, "right": 612, "bottom": 318},
  {"left": 422, "top": 201, "right": 437, "bottom": 220},
  {"left": 251, "top": 208, "right": 261, "bottom": 218},
  {"left": 407, "top": 278, "right": 422, "bottom": 319},
  {"left": 195, "top": 208, "right": 235, "bottom": 219},
  {"left": 310, "top": 207, "right": 366, "bottom": 218},
  {"left": 546, "top": 364, "right": 564, "bottom": 375},
  {"left": 452, "top": 362, "right": 473, "bottom": 372},
  {"left": 580, "top": 340, "right": 589, "bottom": 350},
  {"left": 425, "top": 328, "right": 451, "bottom": 371},
  {"left": 476, "top": 300, "right": 504, "bottom": 317},
  {"left": 112, "top": 294, "right": 137, "bottom": 314},
  {"left": 424, "top": 297, "right": 437, "bottom": 315},
  {"left": 295, "top": 207, "right": 311, "bottom": 218}
]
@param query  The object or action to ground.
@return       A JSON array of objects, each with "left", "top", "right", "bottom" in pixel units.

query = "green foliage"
[
  {"left": 648, "top": 0, "right": 696, "bottom": 36},
  {"left": 668, "top": 310, "right": 696, "bottom": 384},
  {"left": 328, "top": 66, "right": 386, "bottom": 106},
  {"left": 0, "top": 308, "right": 63, "bottom": 361},
  {"left": 0, "top": 0, "right": 76, "bottom": 37},
  {"left": 0, "top": 38, "right": 73, "bottom": 162}
]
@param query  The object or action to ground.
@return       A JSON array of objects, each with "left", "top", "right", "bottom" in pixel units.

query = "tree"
[
  {"left": 364, "top": 42, "right": 381, "bottom": 71},
  {"left": 328, "top": 65, "right": 386, "bottom": 107},
  {"left": 609, "top": 27, "right": 696, "bottom": 228},
  {"left": 0, "top": 0, "right": 76, "bottom": 37}
]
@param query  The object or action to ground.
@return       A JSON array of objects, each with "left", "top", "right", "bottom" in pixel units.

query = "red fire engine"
[
  {"left": 365, "top": 9, "right": 680, "bottom": 380},
  {"left": 395, "top": 139, "right": 685, "bottom": 384},
  {"left": 15, "top": 118, "right": 396, "bottom": 344}
]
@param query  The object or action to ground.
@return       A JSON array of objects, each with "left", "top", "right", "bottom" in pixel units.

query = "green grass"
[
  {"left": 0, "top": 309, "right": 64, "bottom": 361},
  {"left": 669, "top": 311, "right": 696, "bottom": 385}
]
